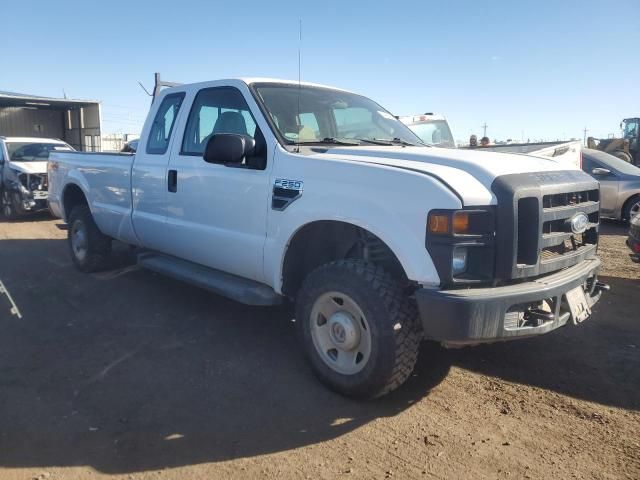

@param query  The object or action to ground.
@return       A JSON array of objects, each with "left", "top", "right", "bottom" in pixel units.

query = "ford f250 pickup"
[{"left": 48, "top": 78, "right": 608, "bottom": 398}]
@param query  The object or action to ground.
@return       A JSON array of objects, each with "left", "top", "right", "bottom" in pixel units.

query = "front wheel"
[
  {"left": 1, "top": 189, "right": 19, "bottom": 220},
  {"left": 623, "top": 195, "right": 640, "bottom": 221},
  {"left": 296, "top": 260, "right": 422, "bottom": 398},
  {"left": 67, "top": 205, "right": 112, "bottom": 272}
]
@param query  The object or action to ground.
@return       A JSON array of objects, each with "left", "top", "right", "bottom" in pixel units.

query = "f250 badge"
[
  {"left": 274, "top": 179, "right": 303, "bottom": 191},
  {"left": 272, "top": 178, "right": 303, "bottom": 211}
]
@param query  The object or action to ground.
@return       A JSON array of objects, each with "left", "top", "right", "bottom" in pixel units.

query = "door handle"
[{"left": 168, "top": 169, "right": 177, "bottom": 192}]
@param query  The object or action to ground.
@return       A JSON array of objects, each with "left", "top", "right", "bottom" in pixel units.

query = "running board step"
[{"left": 137, "top": 252, "right": 282, "bottom": 306}]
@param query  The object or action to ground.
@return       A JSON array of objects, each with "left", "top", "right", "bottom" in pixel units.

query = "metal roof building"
[{"left": 0, "top": 91, "right": 101, "bottom": 151}]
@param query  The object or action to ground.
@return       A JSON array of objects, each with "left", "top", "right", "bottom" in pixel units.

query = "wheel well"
[
  {"left": 281, "top": 221, "right": 409, "bottom": 298},
  {"left": 62, "top": 184, "right": 88, "bottom": 219}
]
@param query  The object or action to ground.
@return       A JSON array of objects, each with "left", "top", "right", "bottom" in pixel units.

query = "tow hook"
[
  {"left": 587, "top": 279, "right": 610, "bottom": 294},
  {"left": 523, "top": 308, "right": 555, "bottom": 327}
]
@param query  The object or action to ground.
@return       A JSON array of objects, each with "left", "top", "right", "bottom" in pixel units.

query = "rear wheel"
[
  {"left": 67, "top": 205, "right": 112, "bottom": 272},
  {"left": 296, "top": 259, "right": 421, "bottom": 398},
  {"left": 1, "top": 190, "right": 18, "bottom": 220},
  {"left": 623, "top": 195, "right": 640, "bottom": 221}
]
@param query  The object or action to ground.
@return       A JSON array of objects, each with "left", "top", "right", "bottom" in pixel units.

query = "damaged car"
[{"left": 0, "top": 137, "right": 74, "bottom": 220}]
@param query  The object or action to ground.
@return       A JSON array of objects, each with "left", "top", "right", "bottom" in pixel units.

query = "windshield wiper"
[
  {"left": 297, "top": 137, "right": 361, "bottom": 146},
  {"left": 356, "top": 138, "right": 394, "bottom": 145},
  {"left": 363, "top": 137, "right": 423, "bottom": 147}
]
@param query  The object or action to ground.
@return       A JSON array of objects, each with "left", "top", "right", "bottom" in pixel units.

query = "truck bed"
[
  {"left": 48, "top": 151, "right": 136, "bottom": 240},
  {"left": 462, "top": 140, "right": 582, "bottom": 169}
]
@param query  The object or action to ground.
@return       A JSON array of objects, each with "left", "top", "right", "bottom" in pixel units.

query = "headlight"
[
  {"left": 452, "top": 247, "right": 468, "bottom": 275},
  {"left": 426, "top": 208, "right": 496, "bottom": 284}
]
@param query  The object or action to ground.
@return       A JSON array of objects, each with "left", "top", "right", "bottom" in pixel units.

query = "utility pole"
[
  {"left": 583, "top": 126, "right": 589, "bottom": 146},
  {"left": 481, "top": 122, "right": 488, "bottom": 138}
]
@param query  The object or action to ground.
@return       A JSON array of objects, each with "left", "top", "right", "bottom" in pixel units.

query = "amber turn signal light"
[
  {"left": 453, "top": 212, "right": 470, "bottom": 234},
  {"left": 428, "top": 214, "right": 449, "bottom": 234}
]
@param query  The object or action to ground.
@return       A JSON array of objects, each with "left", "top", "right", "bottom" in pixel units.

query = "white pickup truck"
[
  {"left": 48, "top": 78, "right": 608, "bottom": 398},
  {"left": 400, "top": 114, "right": 583, "bottom": 169}
]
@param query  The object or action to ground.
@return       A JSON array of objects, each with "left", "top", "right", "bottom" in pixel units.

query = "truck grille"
[
  {"left": 537, "top": 189, "right": 598, "bottom": 267},
  {"left": 515, "top": 187, "right": 599, "bottom": 276},
  {"left": 492, "top": 170, "right": 600, "bottom": 281},
  {"left": 19, "top": 173, "right": 48, "bottom": 192}
]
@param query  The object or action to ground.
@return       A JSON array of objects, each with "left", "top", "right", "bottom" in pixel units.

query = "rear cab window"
[{"left": 146, "top": 92, "right": 186, "bottom": 154}]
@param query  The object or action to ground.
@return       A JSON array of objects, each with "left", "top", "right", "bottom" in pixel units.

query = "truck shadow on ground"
[
  {"left": 600, "top": 218, "right": 629, "bottom": 236},
  {"left": 0, "top": 211, "right": 54, "bottom": 224},
  {"left": 0, "top": 237, "right": 638, "bottom": 474}
]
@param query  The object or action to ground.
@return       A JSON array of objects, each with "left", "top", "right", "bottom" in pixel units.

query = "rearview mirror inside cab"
[{"left": 203, "top": 134, "right": 255, "bottom": 165}]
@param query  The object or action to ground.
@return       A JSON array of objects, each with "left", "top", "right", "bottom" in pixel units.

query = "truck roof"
[{"left": 163, "top": 78, "right": 354, "bottom": 95}]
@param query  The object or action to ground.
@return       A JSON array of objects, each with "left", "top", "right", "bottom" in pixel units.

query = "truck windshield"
[
  {"left": 407, "top": 121, "right": 455, "bottom": 148},
  {"left": 253, "top": 83, "right": 423, "bottom": 146},
  {"left": 7, "top": 142, "right": 73, "bottom": 162}
]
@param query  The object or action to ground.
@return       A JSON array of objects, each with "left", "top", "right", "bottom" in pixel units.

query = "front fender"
[{"left": 264, "top": 164, "right": 463, "bottom": 293}]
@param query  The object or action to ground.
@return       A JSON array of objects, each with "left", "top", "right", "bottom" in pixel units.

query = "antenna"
[{"left": 297, "top": 19, "right": 302, "bottom": 153}]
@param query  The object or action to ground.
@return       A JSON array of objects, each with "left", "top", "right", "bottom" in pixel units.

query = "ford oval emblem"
[{"left": 570, "top": 213, "right": 589, "bottom": 234}]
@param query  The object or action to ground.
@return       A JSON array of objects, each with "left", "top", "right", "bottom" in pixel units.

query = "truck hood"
[
  {"left": 9, "top": 161, "right": 48, "bottom": 175},
  {"left": 315, "top": 146, "right": 572, "bottom": 206}
]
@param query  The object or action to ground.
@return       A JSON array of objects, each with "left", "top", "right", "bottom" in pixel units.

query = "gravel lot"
[{"left": 0, "top": 215, "right": 638, "bottom": 480}]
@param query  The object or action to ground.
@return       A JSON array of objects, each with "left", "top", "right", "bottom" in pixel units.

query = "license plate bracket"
[{"left": 566, "top": 286, "right": 591, "bottom": 324}]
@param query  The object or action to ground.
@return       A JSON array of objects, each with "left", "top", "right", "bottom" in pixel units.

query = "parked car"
[
  {"left": 627, "top": 213, "right": 640, "bottom": 258},
  {"left": 48, "top": 78, "right": 607, "bottom": 398},
  {"left": 399, "top": 114, "right": 456, "bottom": 148},
  {"left": 581, "top": 148, "right": 640, "bottom": 221},
  {"left": 0, "top": 136, "right": 73, "bottom": 219}
]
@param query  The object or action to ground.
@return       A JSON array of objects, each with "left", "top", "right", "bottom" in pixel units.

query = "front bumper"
[
  {"left": 415, "top": 258, "right": 603, "bottom": 345},
  {"left": 4, "top": 182, "right": 48, "bottom": 213}
]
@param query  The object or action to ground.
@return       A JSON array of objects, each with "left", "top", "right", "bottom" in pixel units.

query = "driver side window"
[{"left": 181, "top": 87, "right": 257, "bottom": 156}]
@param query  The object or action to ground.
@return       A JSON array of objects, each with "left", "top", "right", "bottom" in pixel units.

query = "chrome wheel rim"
[
  {"left": 630, "top": 200, "right": 640, "bottom": 219},
  {"left": 71, "top": 220, "right": 88, "bottom": 262},
  {"left": 309, "top": 291, "right": 371, "bottom": 375}
]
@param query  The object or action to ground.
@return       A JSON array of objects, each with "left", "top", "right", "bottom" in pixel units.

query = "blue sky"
[{"left": 2, "top": 0, "right": 638, "bottom": 143}]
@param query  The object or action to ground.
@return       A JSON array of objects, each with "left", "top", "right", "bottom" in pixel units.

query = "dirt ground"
[{"left": 0, "top": 215, "right": 638, "bottom": 480}]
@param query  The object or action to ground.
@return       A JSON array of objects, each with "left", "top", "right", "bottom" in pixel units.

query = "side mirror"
[
  {"left": 592, "top": 167, "right": 611, "bottom": 176},
  {"left": 203, "top": 134, "right": 255, "bottom": 165}
]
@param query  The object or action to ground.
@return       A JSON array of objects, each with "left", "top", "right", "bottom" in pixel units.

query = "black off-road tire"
[
  {"left": 1, "top": 189, "right": 19, "bottom": 221},
  {"left": 296, "top": 259, "right": 422, "bottom": 399},
  {"left": 67, "top": 205, "right": 112, "bottom": 272}
]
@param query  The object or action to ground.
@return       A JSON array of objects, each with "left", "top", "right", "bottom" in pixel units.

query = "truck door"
[
  {"left": 131, "top": 92, "right": 186, "bottom": 251},
  {"left": 164, "top": 86, "right": 270, "bottom": 282}
]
